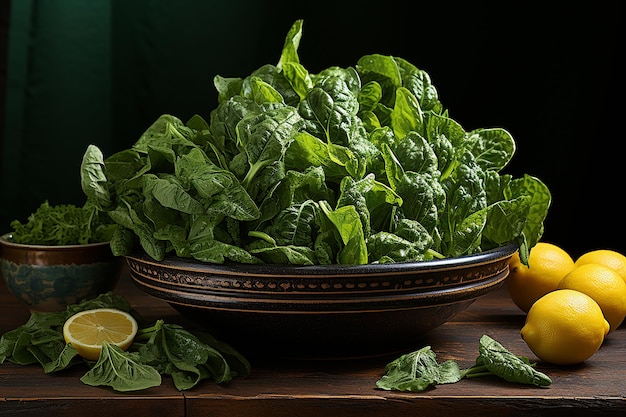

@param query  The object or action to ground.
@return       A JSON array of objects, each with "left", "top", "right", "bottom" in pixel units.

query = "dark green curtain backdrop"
[
  {"left": 1, "top": 0, "right": 623, "bottom": 258},
  {"left": 1, "top": 0, "right": 280, "bottom": 229},
  {"left": 2, "top": 0, "right": 111, "bottom": 225}
]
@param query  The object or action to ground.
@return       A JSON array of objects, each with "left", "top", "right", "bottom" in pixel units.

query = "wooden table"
[{"left": 2, "top": 269, "right": 625, "bottom": 416}]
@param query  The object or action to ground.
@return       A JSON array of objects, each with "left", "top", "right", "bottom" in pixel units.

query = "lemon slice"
[{"left": 63, "top": 308, "right": 138, "bottom": 361}]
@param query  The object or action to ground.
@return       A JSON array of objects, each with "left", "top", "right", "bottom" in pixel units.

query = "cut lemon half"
[{"left": 63, "top": 308, "right": 138, "bottom": 361}]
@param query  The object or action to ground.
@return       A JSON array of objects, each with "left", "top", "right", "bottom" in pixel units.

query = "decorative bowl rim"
[{"left": 126, "top": 242, "right": 518, "bottom": 277}]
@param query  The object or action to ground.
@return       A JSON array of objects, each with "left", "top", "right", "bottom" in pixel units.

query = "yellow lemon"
[
  {"left": 575, "top": 249, "right": 626, "bottom": 284},
  {"left": 507, "top": 242, "right": 575, "bottom": 313},
  {"left": 557, "top": 263, "right": 626, "bottom": 332},
  {"left": 521, "top": 289, "right": 609, "bottom": 365},
  {"left": 63, "top": 308, "right": 138, "bottom": 361}
]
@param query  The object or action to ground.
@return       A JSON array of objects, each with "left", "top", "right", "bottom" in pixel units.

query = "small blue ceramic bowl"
[{"left": 0, "top": 233, "right": 124, "bottom": 312}]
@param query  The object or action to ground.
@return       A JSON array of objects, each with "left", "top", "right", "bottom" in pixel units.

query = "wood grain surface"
[{"left": 2, "top": 266, "right": 625, "bottom": 416}]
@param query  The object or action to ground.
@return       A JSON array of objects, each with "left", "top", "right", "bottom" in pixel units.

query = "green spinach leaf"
[
  {"left": 376, "top": 334, "right": 552, "bottom": 392},
  {"left": 376, "top": 346, "right": 462, "bottom": 392},
  {"left": 462, "top": 335, "right": 552, "bottom": 387},
  {"left": 80, "top": 341, "right": 162, "bottom": 392}
]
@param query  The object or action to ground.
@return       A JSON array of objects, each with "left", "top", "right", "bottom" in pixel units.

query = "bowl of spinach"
[
  {"left": 79, "top": 20, "right": 549, "bottom": 358},
  {"left": 0, "top": 201, "right": 124, "bottom": 312}
]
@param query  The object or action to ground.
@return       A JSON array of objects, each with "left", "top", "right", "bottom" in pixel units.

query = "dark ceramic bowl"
[
  {"left": 126, "top": 243, "right": 517, "bottom": 359},
  {"left": 0, "top": 233, "right": 124, "bottom": 312}
]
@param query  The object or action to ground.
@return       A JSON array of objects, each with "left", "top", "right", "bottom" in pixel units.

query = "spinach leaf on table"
[
  {"left": 132, "top": 319, "right": 251, "bottom": 390},
  {"left": 0, "top": 292, "right": 251, "bottom": 392},
  {"left": 375, "top": 345, "right": 463, "bottom": 392},
  {"left": 462, "top": 334, "right": 552, "bottom": 387},
  {"left": 376, "top": 334, "right": 551, "bottom": 392},
  {"left": 80, "top": 342, "right": 162, "bottom": 392}
]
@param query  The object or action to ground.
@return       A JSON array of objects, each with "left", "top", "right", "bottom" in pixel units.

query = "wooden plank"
[
  {"left": 2, "top": 270, "right": 626, "bottom": 417},
  {"left": 183, "top": 287, "right": 626, "bottom": 416},
  {"left": 1, "top": 365, "right": 184, "bottom": 417}
]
